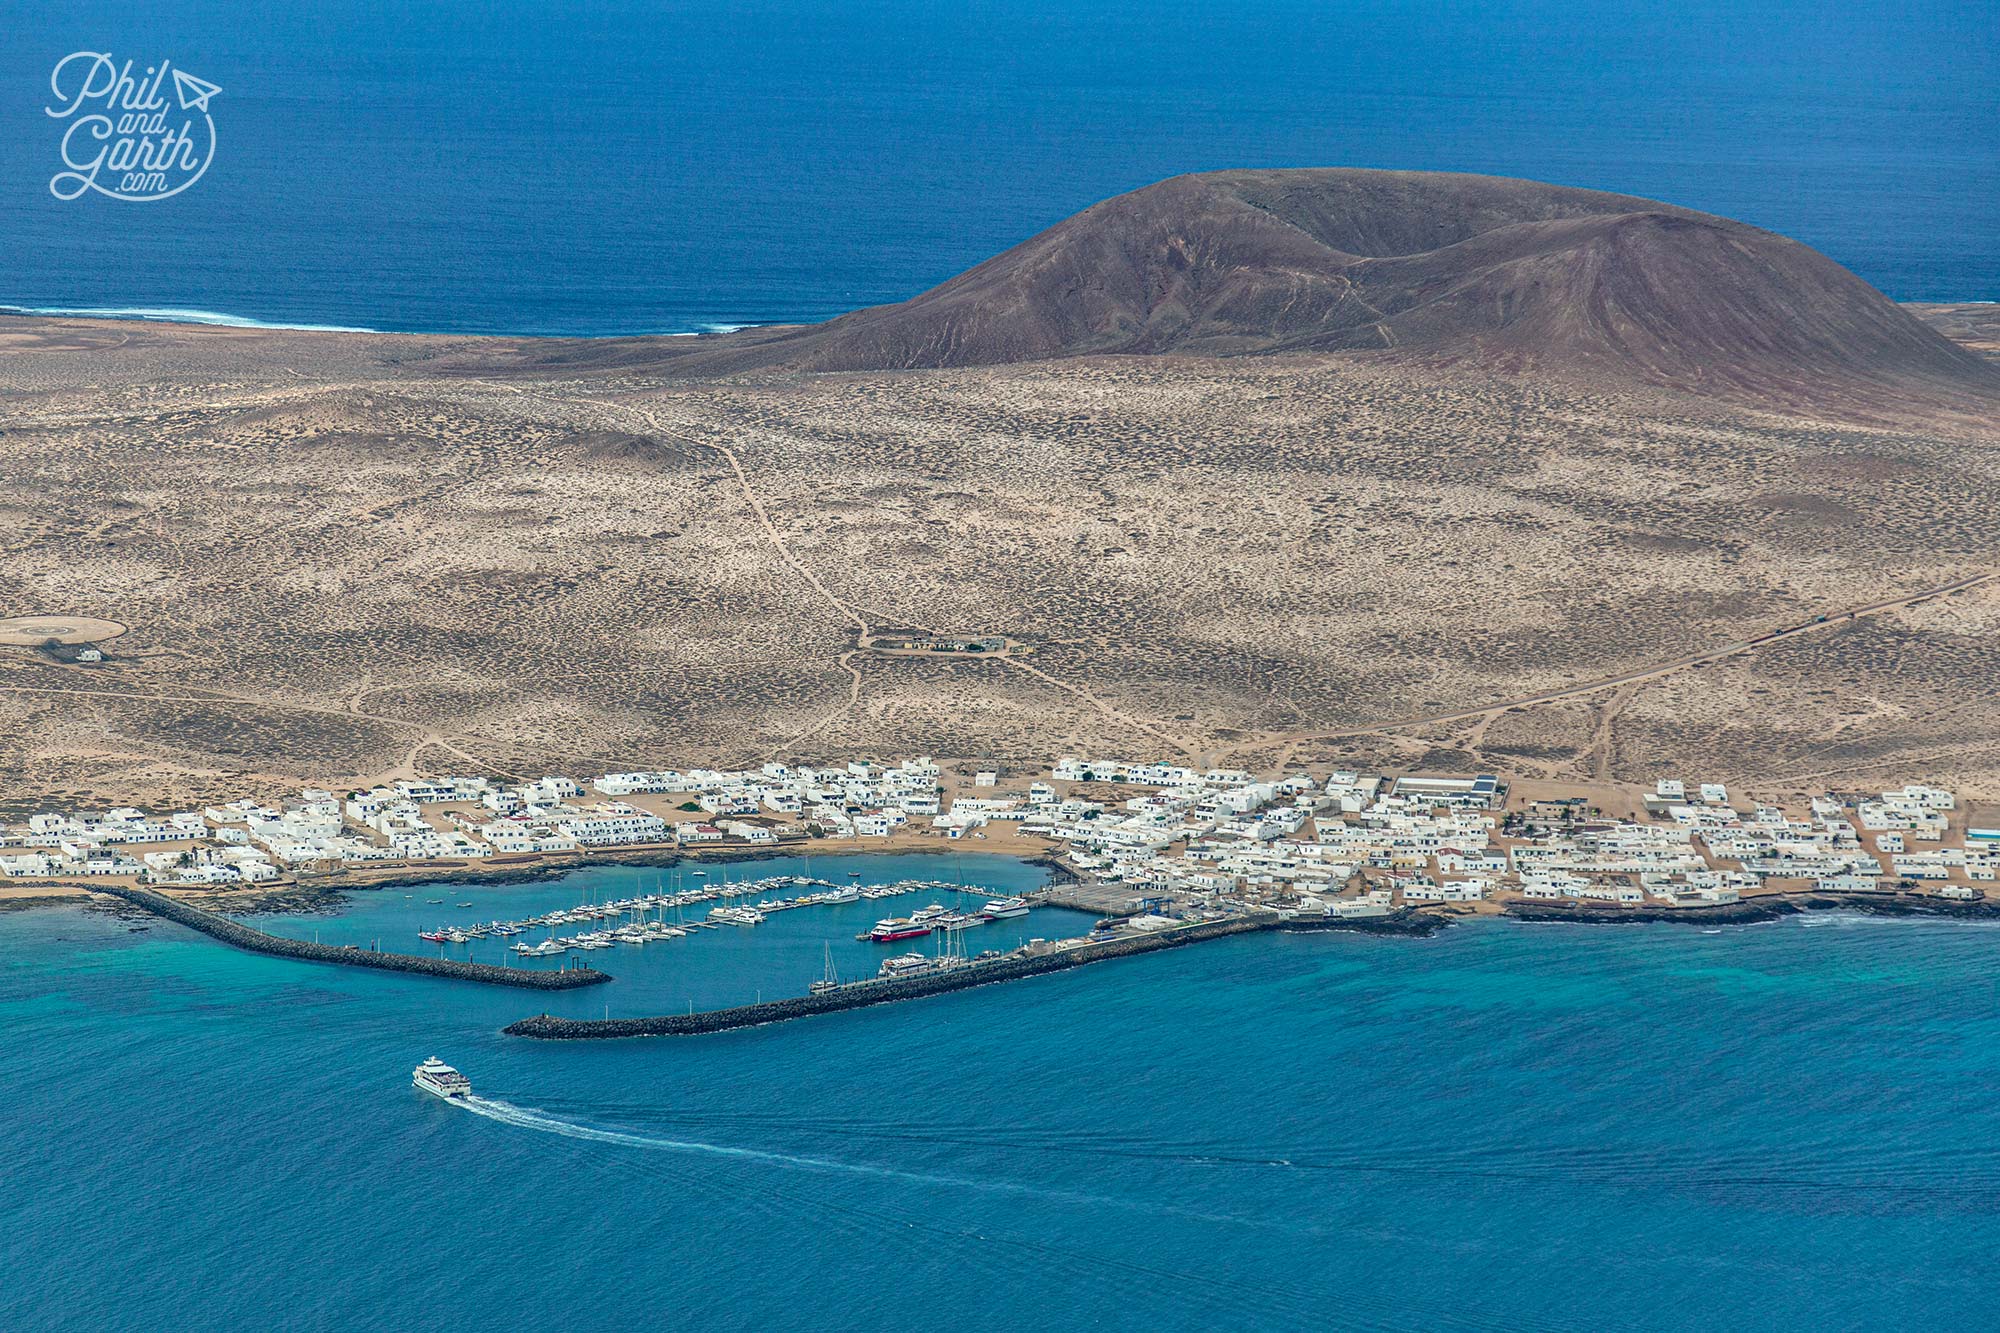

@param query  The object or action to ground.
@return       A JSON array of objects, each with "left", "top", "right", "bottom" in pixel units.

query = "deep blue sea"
[
  {"left": 1, "top": 0, "right": 1993, "bottom": 334},
  {"left": 5, "top": 854, "right": 2000, "bottom": 1330}
]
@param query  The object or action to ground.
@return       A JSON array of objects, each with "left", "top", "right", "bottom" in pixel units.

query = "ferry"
[
  {"left": 412, "top": 1057, "right": 471, "bottom": 1100},
  {"left": 980, "top": 896, "right": 1031, "bottom": 920},
  {"left": 869, "top": 917, "right": 932, "bottom": 942},
  {"left": 878, "top": 952, "right": 936, "bottom": 978}
]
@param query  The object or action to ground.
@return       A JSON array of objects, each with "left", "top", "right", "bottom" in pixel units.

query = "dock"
[
  {"left": 97, "top": 885, "right": 612, "bottom": 990},
  {"left": 504, "top": 914, "right": 1274, "bottom": 1038}
]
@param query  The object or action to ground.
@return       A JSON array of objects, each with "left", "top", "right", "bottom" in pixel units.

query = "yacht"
[
  {"left": 878, "top": 952, "right": 936, "bottom": 978},
  {"left": 412, "top": 1057, "right": 471, "bottom": 1100},
  {"left": 980, "top": 896, "right": 1031, "bottom": 920},
  {"left": 808, "top": 943, "right": 843, "bottom": 995}
]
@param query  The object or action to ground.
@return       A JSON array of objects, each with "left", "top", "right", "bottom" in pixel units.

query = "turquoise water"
[{"left": 5, "top": 855, "right": 1999, "bottom": 1330}]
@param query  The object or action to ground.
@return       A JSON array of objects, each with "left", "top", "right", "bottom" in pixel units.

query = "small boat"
[
  {"left": 418, "top": 929, "right": 448, "bottom": 942},
  {"left": 455, "top": 901, "right": 473, "bottom": 908},
  {"left": 426, "top": 899, "right": 443, "bottom": 905},
  {"left": 413, "top": 1057, "right": 471, "bottom": 1100}
]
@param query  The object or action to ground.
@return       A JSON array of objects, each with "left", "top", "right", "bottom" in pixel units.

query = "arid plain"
[{"left": 2, "top": 300, "right": 1997, "bottom": 813}]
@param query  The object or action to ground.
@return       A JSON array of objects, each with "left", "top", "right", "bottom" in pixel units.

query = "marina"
[
  {"left": 397, "top": 872, "right": 1044, "bottom": 961},
  {"left": 230, "top": 853, "right": 1088, "bottom": 1019}
]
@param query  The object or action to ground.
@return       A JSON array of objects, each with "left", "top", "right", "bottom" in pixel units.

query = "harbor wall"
[
  {"left": 96, "top": 885, "right": 612, "bottom": 990},
  {"left": 1501, "top": 889, "right": 2000, "bottom": 926},
  {"left": 506, "top": 915, "right": 1273, "bottom": 1039}
]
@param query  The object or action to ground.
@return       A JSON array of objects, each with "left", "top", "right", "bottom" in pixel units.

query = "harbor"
[
  {"left": 102, "top": 851, "right": 1273, "bottom": 1031},
  {"left": 193, "top": 852, "right": 1090, "bottom": 1019},
  {"left": 394, "top": 870, "right": 1043, "bottom": 959}
]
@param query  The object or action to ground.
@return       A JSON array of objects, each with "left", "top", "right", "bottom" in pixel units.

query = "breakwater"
[
  {"left": 1502, "top": 890, "right": 2000, "bottom": 927},
  {"left": 506, "top": 914, "right": 1273, "bottom": 1039},
  {"left": 96, "top": 885, "right": 612, "bottom": 990}
]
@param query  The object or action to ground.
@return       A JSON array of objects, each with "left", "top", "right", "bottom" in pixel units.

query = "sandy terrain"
[
  {"left": 0, "top": 310, "right": 1996, "bottom": 811},
  {"left": 0, "top": 615, "right": 127, "bottom": 646}
]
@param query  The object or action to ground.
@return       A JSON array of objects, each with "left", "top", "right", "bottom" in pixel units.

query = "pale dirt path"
[
  {"left": 1216, "top": 570, "right": 1999, "bottom": 761},
  {"left": 497, "top": 385, "right": 1205, "bottom": 757}
]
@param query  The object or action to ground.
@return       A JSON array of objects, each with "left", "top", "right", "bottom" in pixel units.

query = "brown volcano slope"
[{"left": 470, "top": 169, "right": 1998, "bottom": 407}]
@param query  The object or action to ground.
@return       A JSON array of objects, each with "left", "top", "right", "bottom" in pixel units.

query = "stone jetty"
[
  {"left": 96, "top": 885, "right": 612, "bottom": 990},
  {"left": 505, "top": 914, "right": 1270, "bottom": 1039}
]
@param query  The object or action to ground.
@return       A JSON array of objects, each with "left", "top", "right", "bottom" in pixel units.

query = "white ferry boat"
[
  {"left": 878, "top": 952, "right": 937, "bottom": 978},
  {"left": 413, "top": 1057, "right": 471, "bottom": 1100},
  {"left": 981, "top": 896, "right": 1031, "bottom": 920}
]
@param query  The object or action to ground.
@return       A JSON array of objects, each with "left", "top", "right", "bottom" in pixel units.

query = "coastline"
[
  {"left": 1499, "top": 889, "right": 2000, "bottom": 927},
  {"left": 28, "top": 837, "right": 1079, "bottom": 922}
]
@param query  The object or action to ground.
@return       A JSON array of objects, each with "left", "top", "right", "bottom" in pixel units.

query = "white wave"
[
  {"left": 0, "top": 303, "right": 377, "bottom": 333},
  {"left": 456, "top": 1095, "right": 1136, "bottom": 1205}
]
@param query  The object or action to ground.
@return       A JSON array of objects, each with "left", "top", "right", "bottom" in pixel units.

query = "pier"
[
  {"left": 505, "top": 914, "right": 1274, "bottom": 1038},
  {"left": 96, "top": 885, "right": 612, "bottom": 990}
]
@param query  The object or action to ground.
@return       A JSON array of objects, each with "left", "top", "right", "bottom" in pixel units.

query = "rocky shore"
[
  {"left": 1274, "top": 909, "right": 1449, "bottom": 937},
  {"left": 1501, "top": 890, "right": 2000, "bottom": 926}
]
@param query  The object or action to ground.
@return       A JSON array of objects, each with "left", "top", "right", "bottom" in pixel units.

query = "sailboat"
[{"left": 808, "top": 942, "right": 843, "bottom": 995}]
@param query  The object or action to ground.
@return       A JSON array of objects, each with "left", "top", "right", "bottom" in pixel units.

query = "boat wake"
[{"left": 456, "top": 1094, "right": 1091, "bottom": 1200}]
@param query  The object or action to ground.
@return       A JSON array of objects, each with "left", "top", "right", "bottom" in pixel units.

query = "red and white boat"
[
  {"left": 418, "top": 929, "right": 449, "bottom": 942},
  {"left": 869, "top": 917, "right": 932, "bottom": 942}
]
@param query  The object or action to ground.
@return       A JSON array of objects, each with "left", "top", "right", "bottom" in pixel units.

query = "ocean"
[
  {"left": 4, "top": 855, "right": 2000, "bottom": 1331},
  {"left": 2, "top": 0, "right": 1993, "bottom": 334}
]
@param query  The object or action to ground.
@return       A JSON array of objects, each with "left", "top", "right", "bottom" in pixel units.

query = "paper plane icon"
[{"left": 172, "top": 68, "right": 221, "bottom": 113}]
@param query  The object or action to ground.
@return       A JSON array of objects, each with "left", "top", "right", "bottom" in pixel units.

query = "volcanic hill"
[{"left": 493, "top": 169, "right": 1998, "bottom": 407}]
